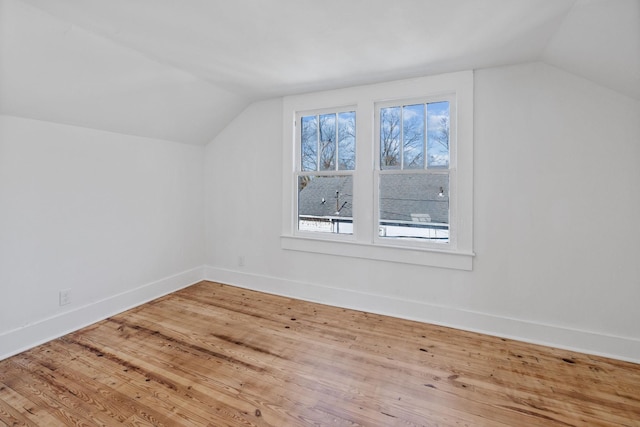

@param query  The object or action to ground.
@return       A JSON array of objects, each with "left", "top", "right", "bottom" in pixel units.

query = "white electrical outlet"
[
  {"left": 59, "top": 289, "right": 71, "bottom": 306},
  {"left": 238, "top": 255, "right": 245, "bottom": 267}
]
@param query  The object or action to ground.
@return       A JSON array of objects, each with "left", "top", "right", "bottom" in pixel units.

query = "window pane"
[
  {"left": 378, "top": 173, "right": 449, "bottom": 242},
  {"left": 338, "top": 111, "right": 356, "bottom": 170},
  {"left": 403, "top": 104, "right": 425, "bottom": 169},
  {"left": 380, "top": 107, "right": 401, "bottom": 169},
  {"left": 301, "top": 115, "right": 318, "bottom": 171},
  {"left": 427, "top": 101, "right": 450, "bottom": 168},
  {"left": 319, "top": 114, "right": 336, "bottom": 171},
  {"left": 298, "top": 175, "right": 353, "bottom": 234}
]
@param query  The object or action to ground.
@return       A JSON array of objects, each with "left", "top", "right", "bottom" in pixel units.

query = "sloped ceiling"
[{"left": 0, "top": 0, "right": 638, "bottom": 145}]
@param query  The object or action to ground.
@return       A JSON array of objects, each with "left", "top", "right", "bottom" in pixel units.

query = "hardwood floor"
[{"left": 1, "top": 281, "right": 639, "bottom": 426}]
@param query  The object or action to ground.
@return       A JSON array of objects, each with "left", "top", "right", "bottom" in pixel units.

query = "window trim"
[{"left": 282, "top": 71, "right": 474, "bottom": 270}]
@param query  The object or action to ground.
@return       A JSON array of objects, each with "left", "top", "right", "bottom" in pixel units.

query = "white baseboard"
[
  {"left": 5, "top": 265, "right": 637, "bottom": 365},
  {"left": 204, "top": 266, "right": 640, "bottom": 365},
  {"left": 0, "top": 266, "right": 205, "bottom": 361}
]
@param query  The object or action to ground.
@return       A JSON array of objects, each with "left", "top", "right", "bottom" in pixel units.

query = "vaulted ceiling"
[{"left": 1, "top": 0, "right": 638, "bottom": 145}]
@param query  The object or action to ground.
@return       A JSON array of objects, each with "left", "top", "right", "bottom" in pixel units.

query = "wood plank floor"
[{"left": 1, "top": 281, "right": 639, "bottom": 426}]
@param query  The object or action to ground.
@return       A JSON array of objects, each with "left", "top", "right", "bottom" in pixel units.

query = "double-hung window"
[
  {"left": 375, "top": 96, "right": 454, "bottom": 246},
  {"left": 297, "top": 109, "right": 356, "bottom": 235},
  {"left": 282, "top": 71, "right": 474, "bottom": 270}
]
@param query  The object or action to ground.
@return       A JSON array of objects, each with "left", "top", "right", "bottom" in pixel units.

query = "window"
[
  {"left": 376, "top": 98, "right": 453, "bottom": 245},
  {"left": 297, "top": 110, "right": 355, "bottom": 235},
  {"left": 282, "top": 71, "right": 474, "bottom": 270}
]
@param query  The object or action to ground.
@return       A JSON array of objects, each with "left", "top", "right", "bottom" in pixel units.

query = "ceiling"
[{"left": 1, "top": 0, "right": 638, "bottom": 145}]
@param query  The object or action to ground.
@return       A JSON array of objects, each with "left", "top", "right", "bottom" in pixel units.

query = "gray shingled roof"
[
  {"left": 298, "top": 176, "right": 354, "bottom": 218},
  {"left": 298, "top": 174, "right": 449, "bottom": 223}
]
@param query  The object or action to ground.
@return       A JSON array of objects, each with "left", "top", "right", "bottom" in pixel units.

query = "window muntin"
[
  {"left": 376, "top": 98, "right": 453, "bottom": 245},
  {"left": 297, "top": 109, "right": 355, "bottom": 235}
]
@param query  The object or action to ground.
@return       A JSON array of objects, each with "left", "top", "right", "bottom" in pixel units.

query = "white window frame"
[{"left": 281, "top": 71, "right": 474, "bottom": 270}]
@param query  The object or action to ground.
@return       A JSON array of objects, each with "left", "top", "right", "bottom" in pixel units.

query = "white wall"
[
  {"left": 3, "top": 61, "right": 637, "bottom": 363},
  {"left": 205, "top": 62, "right": 640, "bottom": 362},
  {"left": 0, "top": 116, "right": 205, "bottom": 359}
]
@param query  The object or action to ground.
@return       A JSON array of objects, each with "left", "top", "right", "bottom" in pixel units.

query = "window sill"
[{"left": 281, "top": 235, "right": 474, "bottom": 271}]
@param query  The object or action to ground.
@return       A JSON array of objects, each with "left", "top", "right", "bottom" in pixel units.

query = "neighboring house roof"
[
  {"left": 298, "top": 174, "right": 449, "bottom": 223},
  {"left": 298, "top": 176, "right": 354, "bottom": 219}
]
